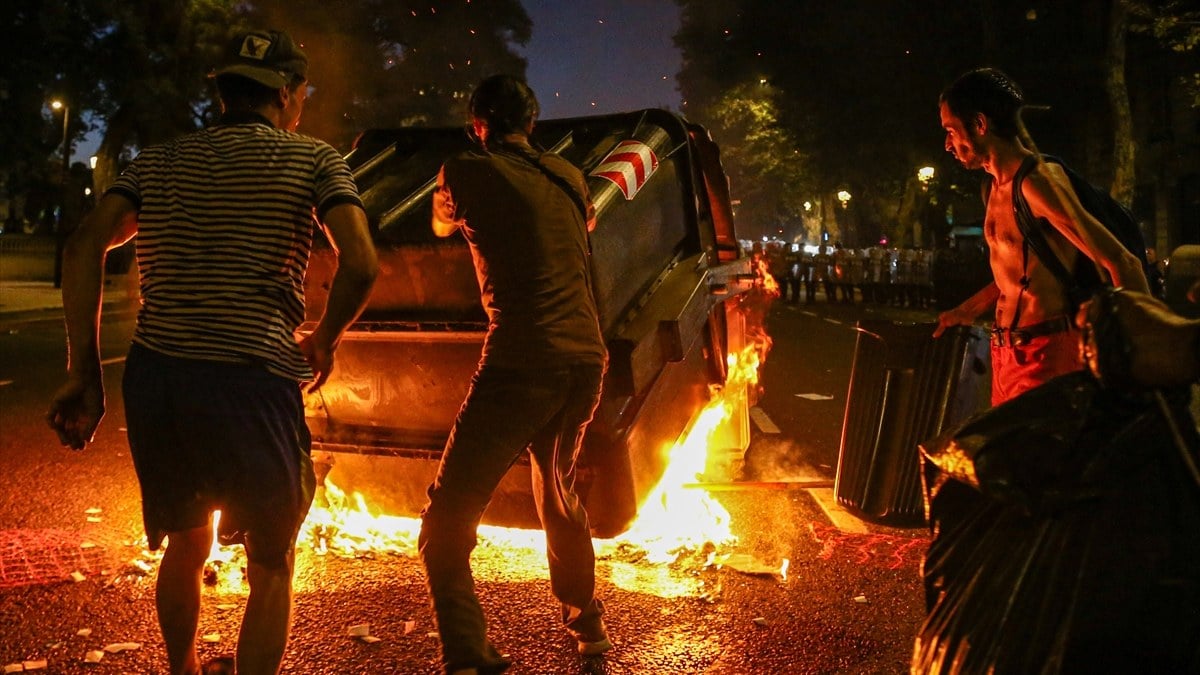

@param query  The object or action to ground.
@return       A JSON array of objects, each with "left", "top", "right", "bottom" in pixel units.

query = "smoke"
[{"left": 742, "top": 436, "right": 822, "bottom": 483}]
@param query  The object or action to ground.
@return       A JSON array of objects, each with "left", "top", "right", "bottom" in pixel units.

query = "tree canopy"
[
  {"left": 1, "top": 0, "right": 531, "bottom": 210},
  {"left": 674, "top": 0, "right": 1198, "bottom": 247}
]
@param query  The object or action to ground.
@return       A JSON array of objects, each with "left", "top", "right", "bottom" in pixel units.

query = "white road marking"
[
  {"left": 801, "top": 311, "right": 818, "bottom": 318},
  {"left": 749, "top": 406, "right": 781, "bottom": 434},
  {"left": 807, "top": 487, "right": 871, "bottom": 533}
]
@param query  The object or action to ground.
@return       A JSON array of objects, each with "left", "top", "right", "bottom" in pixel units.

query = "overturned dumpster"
[{"left": 301, "top": 109, "right": 758, "bottom": 538}]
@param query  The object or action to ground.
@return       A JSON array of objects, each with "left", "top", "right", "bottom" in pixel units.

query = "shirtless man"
[{"left": 932, "top": 68, "right": 1148, "bottom": 405}]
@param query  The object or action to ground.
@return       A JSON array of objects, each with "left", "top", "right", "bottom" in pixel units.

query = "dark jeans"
[{"left": 419, "top": 362, "right": 606, "bottom": 673}]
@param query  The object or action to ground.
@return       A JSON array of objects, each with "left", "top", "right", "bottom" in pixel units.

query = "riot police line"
[{"left": 754, "top": 240, "right": 992, "bottom": 311}]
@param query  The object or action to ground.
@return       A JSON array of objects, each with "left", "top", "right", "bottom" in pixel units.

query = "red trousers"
[{"left": 990, "top": 330, "right": 1083, "bottom": 406}]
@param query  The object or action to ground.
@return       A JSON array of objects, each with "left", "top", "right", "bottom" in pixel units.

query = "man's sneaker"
[{"left": 577, "top": 636, "right": 613, "bottom": 656}]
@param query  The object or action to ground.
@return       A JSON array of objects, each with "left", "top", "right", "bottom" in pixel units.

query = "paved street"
[{"left": 0, "top": 293, "right": 940, "bottom": 674}]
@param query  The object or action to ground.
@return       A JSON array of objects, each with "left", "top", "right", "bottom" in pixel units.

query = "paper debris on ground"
[
  {"left": 795, "top": 393, "right": 835, "bottom": 401},
  {"left": 853, "top": 594, "right": 869, "bottom": 604},
  {"left": 346, "top": 624, "right": 371, "bottom": 638},
  {"left": 103, "top": 642, "right": 141, "bottom": 653},
  {"left": 77, "top": 628, "right": 92, "bottom": 637},
  {"left": 721, "top": 553, "right": 781, "bottom": 577},
  {"left": 80, "top": 542, "right": 97, "bottom": 550},
  {"left": 201, "top": 633, "right": 221, "bottom": 643},
  {"left": 3, "top": 664, "right": 21, "bottom": 673},
  {"left": 426, "top": 632, "right": 439, "bottom": 639},
  {"left": 360, "top": 636, "right": 382, "bottom": 643},
  {"left": 22, "top": 661, "right": 47, "bottom": 671},
  {"left": 84, "top": 507, "right": 102, "bottom": 515},
  {"left": 752, "top": 617, "right": 769, "bottom": 627},
  {"left": 749, "top": 407, "right": 781, "bottom": 434},
  {"left": 130, "top": 559, "right": 154, "bottom": 574},
  {"left": 70, "top": 571, "right": 86, "bottom": 582},
  {"left": 84, "top": 650, "right": 105, "bottom": 663},
  {"left": 216, "top": 603, "right": 238, "bottom": 611},
  {"left": 86, "top": 516, "right": 102, "bottom": 523},
  {"left": 403, "top": 620, "right": 416, "bottom": 635}
]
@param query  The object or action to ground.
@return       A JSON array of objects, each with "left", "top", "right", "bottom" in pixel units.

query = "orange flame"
[
  {"left": 753, "top": 254, "right": 781, "bottom": 298},
  {"left": 205, "top": 314, "right": 773, "bottom": 598}
]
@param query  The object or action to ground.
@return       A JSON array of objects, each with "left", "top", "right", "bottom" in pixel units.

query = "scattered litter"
[
  {"left": 103, "top": 642, "right": 141, "bottom": 653},
  {"left": 854, "top": 594, "right": 869, "bottom": 604},
  {"left": 86, "top": 516, "right": 103, "bottom": 523},
  {"left": 130, "top": 559, "right": 154, "bottom": 574},
  {"left": 201, "top": 633, "right": 221, "bottom": 643},
  {"left": 795, "top": 393, "right": 835, "bottom": 401},
  {"left": 749, "top": 407, "right": 781, "bottom": 434},
  {"left": 84, "top": 508, "right": 102, "bottom": 515},
  {"left": 80, "top": 542, "right": 97, "bottom": 550},
  {"left": 721, "top": 553, "right": 781, "bottom": 577},
  {"left": 3, "top": 664, "right": 21, "bottom": 673},
  {"left": 70, "top": 571, "right": 86, "bottom": 583},
  {"left": 77, "top": 628, "right": 92, "bottom": 637},
  {"left": 346, "top": 624, "right": 371, "bottom": 638},
  {"left": 216, "top": 603, "right": 238, "bottom": 611},
  {"left": 360, "top": 636, "right": 382, "bottom": 644},
  {"left": 752, "top": 617, "right": 769, "bottom": 627},
  {"left": 403, "top": 620, "right": 416, "bottom": 635},
  {"left": 44, "top": 642, "right": 62, "bottom": 650},
  {"left": 22, "top": 661, "right": 47, "bottom": 671},
  {"left": 426, "top": 632, "right": 439, "bottom": 639},
  {"left": 84, "top": 650, "right": 104, "bottom": 664}
]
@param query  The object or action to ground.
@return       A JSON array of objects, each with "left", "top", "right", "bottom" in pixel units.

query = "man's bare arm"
[
  {"left": 302, "top": 203, "right": 379, "bottom": 392},
  {"left": 47, "top": 193, "right": 139, "bottom": 449},
  {"left": 933, "top": 282, "right": 999, "bottom": 338},
  {"left": 1022, "top": 167, "right": 1149, "bottom": 294}
]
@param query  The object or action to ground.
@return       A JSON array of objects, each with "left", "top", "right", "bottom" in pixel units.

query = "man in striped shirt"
[{"left": 47, "top": 29, "right": 378, "bottom": 675}]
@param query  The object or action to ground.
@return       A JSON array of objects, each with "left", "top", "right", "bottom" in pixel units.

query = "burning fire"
[
  {"left": 206, "top": 287, "right": 776, "bottom": 596},
  {"left": 597, "top": 344, "right": 767, "bottom": 565},
  {"left": 203, "top": 510, "right": 244, "bottom": 593},
  {"left": 753, "top": 253, "right": 781, "bottom": 298}
]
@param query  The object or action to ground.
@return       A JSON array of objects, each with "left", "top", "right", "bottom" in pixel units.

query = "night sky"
[
  {"left": 519, "top": 0, "right": 683, "bottom": 119},
  {"left": 74, "top": 1, "right": 684, "bottom": 160}
]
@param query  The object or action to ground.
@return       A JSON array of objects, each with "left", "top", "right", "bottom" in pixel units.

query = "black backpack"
[{"left": 983, "top": 154, "right": 1151, "bottom": 313}]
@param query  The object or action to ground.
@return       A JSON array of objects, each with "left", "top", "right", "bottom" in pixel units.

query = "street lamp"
[
  {"left": 918, "top": 166, "right": 936, "bottom": 191},
  {"left": 49, "top": 99, "right": 71, "bottom": 288},
  {"left": 49, "top": 99, "right": 71, "bottom": 215},
  {"left": 836, "top": 190, "right": 852, "bottom": 208}
]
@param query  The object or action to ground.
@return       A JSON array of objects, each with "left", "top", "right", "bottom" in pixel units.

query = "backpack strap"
[
  {"left": 1011, "top": 155, "right": 1076, "bottom": 293},
  {"left": 981, "top": 155, "right": 1074, "bottom": 332}
]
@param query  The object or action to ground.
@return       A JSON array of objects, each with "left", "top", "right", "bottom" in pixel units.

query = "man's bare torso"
[{"left": 984, "top": 167, "right": 1080, "bottom": 329}]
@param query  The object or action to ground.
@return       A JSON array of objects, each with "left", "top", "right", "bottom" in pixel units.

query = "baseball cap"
[{"left": 216, "top": 29, "right": 308, "bottom": 89}]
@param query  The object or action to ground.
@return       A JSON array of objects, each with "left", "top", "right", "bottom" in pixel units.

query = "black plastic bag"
[{"left": 915, "top": 371, "right": 1200, "bottom": 673}]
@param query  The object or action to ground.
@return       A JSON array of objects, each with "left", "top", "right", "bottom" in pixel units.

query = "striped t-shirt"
[{"left": 108, "top": 113, "right": 363, "bottom": 382}]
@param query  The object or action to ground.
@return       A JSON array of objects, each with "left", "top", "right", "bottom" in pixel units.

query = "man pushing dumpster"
[{"left": 419, "top": 74, "right": 611, "bottom": 675}]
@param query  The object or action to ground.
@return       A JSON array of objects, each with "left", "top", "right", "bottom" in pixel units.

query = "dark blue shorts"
[{"left": 122, "top": 343, "right": 314, "bottom": 568}]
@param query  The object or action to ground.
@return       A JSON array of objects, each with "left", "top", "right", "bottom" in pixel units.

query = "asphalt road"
[{"left": 0, "top": 297, "right": 938, "bottom": 674}]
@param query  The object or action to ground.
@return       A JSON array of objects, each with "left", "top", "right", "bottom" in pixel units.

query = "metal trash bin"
[{"left": 834, "top": 320, "right": 990, "bottom": 526}]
